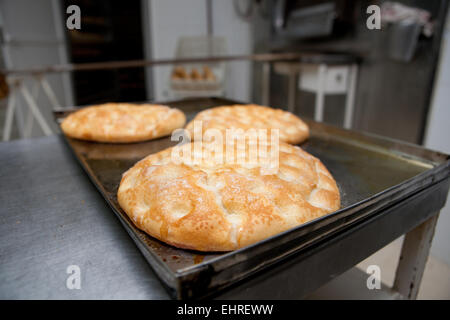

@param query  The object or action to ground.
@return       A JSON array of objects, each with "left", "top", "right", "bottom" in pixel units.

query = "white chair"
[
  {"left": 273, "top": 61, "right": 358, "bottom": 129},
  {"left": 169, "top": 36, "right": 227, "bottom": 99}
]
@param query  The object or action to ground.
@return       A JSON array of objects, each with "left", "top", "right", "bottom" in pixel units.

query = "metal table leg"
[
  {"left": 393, "top": 213, "right": 440, "bottom": 299},
  {"left": 314, "top": 64, "right": 326, "bottom": 122},
  {"left": 344, "top": 64, "right": 358, "bottom": 129},
  {"left": 287, "top": 73, "right": 296, "bottom": 113},
  {"left": 24, "top": 75, "right": 61, "bottom": 138},
  {"left": 41, "top": 76, "right": 62, "bottom": 109},
  {"left": 262, "top": 62, "right": 271, "bottom": 106},
  {"left": 23, "top": 80, "right": 41, "bottom": 138},
  {"left": 20, "top": 83, "right": 52, "bottom": 136},
  {"left": 2, "top": 86, "right": 17, "bottom": 141}
]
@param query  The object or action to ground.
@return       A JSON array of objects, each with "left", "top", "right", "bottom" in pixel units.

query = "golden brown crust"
[
  {"left": 61, "top": 103, "right": 186, "bottom": 143},
  {"left": 117, "top": 141, "right": 340, "bottom": 252},
  {"left": 185, "top": 104, "right": 309, "bottom": 145}
]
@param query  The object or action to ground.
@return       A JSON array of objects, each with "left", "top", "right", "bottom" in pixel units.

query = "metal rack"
[{"left": 1, "top": 52, "right": 359, "bottom": 141}]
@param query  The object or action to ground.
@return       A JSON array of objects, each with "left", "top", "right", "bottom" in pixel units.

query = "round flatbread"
[
  {"left": 61, "top": 103, "right": 186, "bottom": 143},
  {"left": 185, "top": 104, "right": 309, "bottom": 144},
  {"left": 118, "top": 140, "right": 340, "bottom": 252}
]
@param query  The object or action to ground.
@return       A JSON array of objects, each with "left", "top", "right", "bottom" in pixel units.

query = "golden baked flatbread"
[
  {"left": 118, "top": 140, "right": 340, "bottom": 252},
  {"left": 61, "top": 103, "right": 186, "bottom": 143},
  {"left": 185, "top": 104, "right": 309, "bottom": 144}
]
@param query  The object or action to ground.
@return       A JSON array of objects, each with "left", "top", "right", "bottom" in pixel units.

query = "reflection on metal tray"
[{"left": 53, "top": 97, "right": 450, "bottom": 299}]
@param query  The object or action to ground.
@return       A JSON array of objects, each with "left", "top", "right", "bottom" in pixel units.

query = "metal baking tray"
[{"left": 54, "top": 97, "right": 450, "bottom": 299}]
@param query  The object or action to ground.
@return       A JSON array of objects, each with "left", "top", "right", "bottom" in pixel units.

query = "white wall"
[
  {"left": 148, "top": 0, "right": 206, "bottom": 101},
  {"left": 147, "top": 0, "right": 253, "bottom": 102},
  {"left": 424, "top": 8, "right": 450, "bottom": 266},
  {"left": 211, "top": 0, "right": 253, "bottom": 102},
  {"left": 0, "top": 0, "right": 73, "bottom": 138}
]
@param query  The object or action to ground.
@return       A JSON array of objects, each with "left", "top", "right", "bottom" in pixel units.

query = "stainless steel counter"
[{"left": 0, "top": 135, "right": 169, "bottom": 299}]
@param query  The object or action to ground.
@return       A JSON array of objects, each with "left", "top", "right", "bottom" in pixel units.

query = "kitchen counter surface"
[{"left": 0, "top": 135, "right": 169, "bottom": 299}]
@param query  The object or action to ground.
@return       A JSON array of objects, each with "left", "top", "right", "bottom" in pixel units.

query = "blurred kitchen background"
[{"left": 0, "top": 0, "right": 449, "bottom": 297}]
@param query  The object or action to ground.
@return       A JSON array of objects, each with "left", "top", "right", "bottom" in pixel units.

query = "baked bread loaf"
[
  {"left": 185, "top": 104, "right": 309, "bottom": 144},
  {"left": 117, "top": 140, "right": 340, "bottom": 251},
  {"left": 61, "top": 103, "right": 186, "bottom": 143}
]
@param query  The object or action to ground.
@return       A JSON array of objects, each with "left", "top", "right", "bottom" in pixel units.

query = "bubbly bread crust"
[
  {"left": 117, "top": 141, "right": 340, "bottom": 252},
  {"left": 61, "top": 103, "right": 186, "bottom": 143},
  {"left": 185, "top": 104, "right": 309, "bottom": 144}
]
